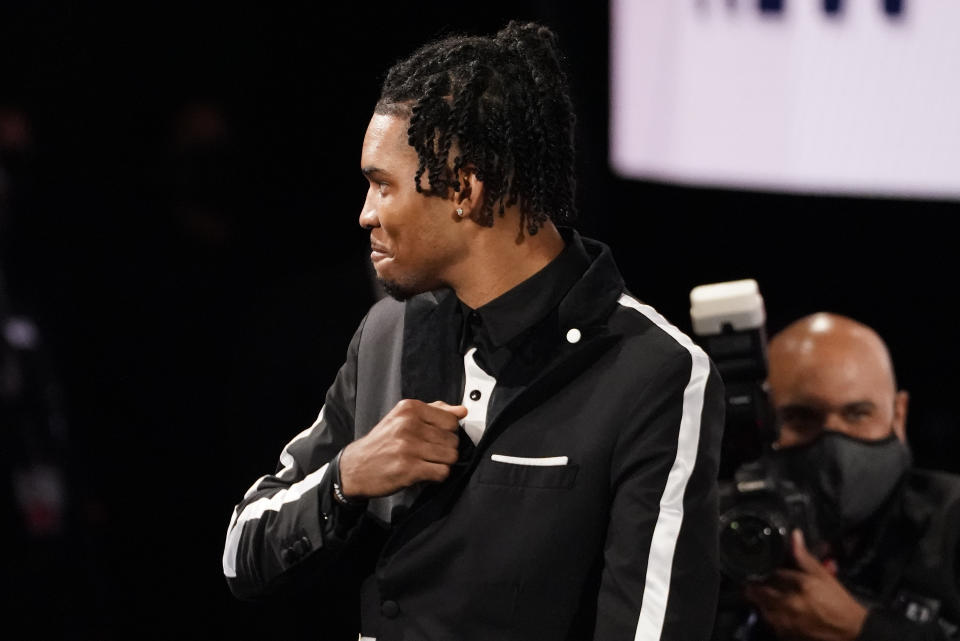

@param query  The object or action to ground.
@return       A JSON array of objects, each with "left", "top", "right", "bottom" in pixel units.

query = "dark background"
[{"left": 2, "top": 2, "right": 956, "bottom": 638}]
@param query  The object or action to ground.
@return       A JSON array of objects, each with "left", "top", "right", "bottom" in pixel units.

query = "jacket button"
[
  {"left": 295, "top": 538, "right": 310, "bottom": 555},
  {"left": 281, "top": 548, "right": 296, "bottom": 565},
  {"left": 381, "top": 600, "right": 400, "bottom": 618}
]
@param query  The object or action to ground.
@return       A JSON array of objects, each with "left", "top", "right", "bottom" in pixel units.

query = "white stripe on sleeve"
[
  {"left": 222, "top": 406, "right": 330, "bottom": 578},
  {"left": 222, "top": 462, "right": 330, "bottom": 578},
  {"left": 275, "top": 407, "right": 324, "bottom": 482},
  {"left": 617, "top": 294, "right": 710, "bottom": 641}
]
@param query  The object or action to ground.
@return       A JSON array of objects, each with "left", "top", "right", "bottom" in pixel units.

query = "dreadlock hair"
[{"left": 375, "top": 21, "right": 577, "bottom": 235}]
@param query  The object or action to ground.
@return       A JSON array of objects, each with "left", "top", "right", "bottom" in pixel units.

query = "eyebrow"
[
  {"left": 779, "top": 404, "right": 823, "bottom": 417},
  {"left": 843, "top": 401, "right": 877, "bottom": 412},
  {"left": 779, "top": 400, "right": 878, "bottom": 414},
  {"left": 361, "top": 166, "right": 388, "bottom": 179}
]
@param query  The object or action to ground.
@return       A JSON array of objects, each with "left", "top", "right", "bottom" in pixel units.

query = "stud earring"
[{"left": 456, "top": 208, "right": 464, "bottom": 217}]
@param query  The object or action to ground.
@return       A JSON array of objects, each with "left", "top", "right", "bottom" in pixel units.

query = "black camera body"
[
  {"left": 690, "top": 279, "right": 820, "bottom": 582},
  {"left": 717, "top": 460, "right": 821, "bottom": 582}
]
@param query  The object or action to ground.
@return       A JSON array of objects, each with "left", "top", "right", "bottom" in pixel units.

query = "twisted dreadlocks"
[{"left": 375, "top": 21, "right": 577, "bottom": 235}]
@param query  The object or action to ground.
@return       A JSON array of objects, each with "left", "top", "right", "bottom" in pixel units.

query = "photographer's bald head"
[{"left": 767, "top": 312, "right": 908, "bottom": 449}]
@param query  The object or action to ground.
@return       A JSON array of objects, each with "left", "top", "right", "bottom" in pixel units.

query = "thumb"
[
  {"left": 429, "top": 400, "right": 469, "bottom": 419},
  {"left": 791, "top": 529, "right": 824, "bottom": 575}
]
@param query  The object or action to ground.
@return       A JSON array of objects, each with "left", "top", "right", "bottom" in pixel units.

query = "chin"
[{"left": 377, "top": 277, "right": 422, "bottom": 301}]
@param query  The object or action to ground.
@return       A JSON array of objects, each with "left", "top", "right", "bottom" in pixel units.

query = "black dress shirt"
[{"left": 455, "top": 229, "right": 591, "bottom": 383}]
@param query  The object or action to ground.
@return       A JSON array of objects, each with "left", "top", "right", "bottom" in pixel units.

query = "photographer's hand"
[{"left": 745, "top": 530, "right": 868, "bottom": 641}]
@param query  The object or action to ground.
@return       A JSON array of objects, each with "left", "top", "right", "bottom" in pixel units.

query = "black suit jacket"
[{"left": 224, "top": 234, "right": 726, "bottom": 641}]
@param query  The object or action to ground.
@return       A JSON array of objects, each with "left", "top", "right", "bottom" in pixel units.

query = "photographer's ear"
[{"left": 893, "top": 390, "right": 909, "bottom": 443}]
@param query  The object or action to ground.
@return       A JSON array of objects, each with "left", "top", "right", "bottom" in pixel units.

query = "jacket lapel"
[
  {"left": 401, "top": 289, "right": 460, "bottom": 405},
  {"left": 368, "top": 289, "right": 460, "bottom": 525},
  {"left": 482, "top": 236, "right": 626, "bottom": 444}
]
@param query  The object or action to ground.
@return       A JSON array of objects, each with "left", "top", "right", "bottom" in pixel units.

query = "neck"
[{"left": 448, "top": 216, "right": 565, "bottom": 309}]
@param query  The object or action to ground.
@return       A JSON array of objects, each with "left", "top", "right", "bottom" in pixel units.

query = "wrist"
[
  {"left": 332, "top": 449, "right": 363, "bottom": 507},
  {"left": 845, "top": 602, "right": 868, "bottom": 641}
]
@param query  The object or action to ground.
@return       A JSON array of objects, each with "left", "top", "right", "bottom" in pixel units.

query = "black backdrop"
[{"left": 2, "top": 2, "right": 957, "bottom": 638}]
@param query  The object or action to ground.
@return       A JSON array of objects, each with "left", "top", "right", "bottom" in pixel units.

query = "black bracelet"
[{"left": 331, "top": 450, "right": 360, "bottom": 507}]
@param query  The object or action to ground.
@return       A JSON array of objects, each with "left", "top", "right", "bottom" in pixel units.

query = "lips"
[{"left": 370, "top": 240, "right": 390, "bottom": 262}]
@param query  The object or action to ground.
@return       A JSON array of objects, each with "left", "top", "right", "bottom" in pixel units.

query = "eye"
[
  {"left": 843, "top": 405, "right": 873, "bottom": 422},
  {"left": 779, "top": 406, "right": 824, "bottom": 432}
]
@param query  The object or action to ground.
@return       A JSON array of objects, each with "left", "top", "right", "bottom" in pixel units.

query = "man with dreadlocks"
[{"left": 224, "top": 21, "right": 724, "bottom": 641}]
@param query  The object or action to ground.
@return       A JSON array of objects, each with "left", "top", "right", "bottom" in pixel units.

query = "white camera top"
[{"left": 689, "top": 279, "right": 766, "bottom": 336}]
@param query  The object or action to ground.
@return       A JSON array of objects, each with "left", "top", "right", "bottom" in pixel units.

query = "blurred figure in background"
[
  {"left": 720, "top": 312, "right": 960, "bottom": 641},
  {"left": 1, "top": 105, "right": 100, "bottom": 639}
]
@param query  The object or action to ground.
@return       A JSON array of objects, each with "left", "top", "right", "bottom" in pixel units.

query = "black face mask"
[{"left": 768, "top": 430, "right": 912, "bottom": 540}]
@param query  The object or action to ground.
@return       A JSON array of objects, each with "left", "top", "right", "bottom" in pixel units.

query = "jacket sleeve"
[
  {"left": 857, "top": 607, "right": 953, "bottom": 641},
  {"left": 222, "top": 317, "right": 369, "bottom": 601},
  {"left": 593, "top": 344, "right": 725, "bottom": 641}
]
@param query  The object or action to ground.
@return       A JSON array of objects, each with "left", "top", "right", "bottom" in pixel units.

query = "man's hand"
[
  {"left": 744, "top": 530, "right": 868, "bottom": 641},
  {"left": 338, "top": 399, "right": 467, "bottom": 499}
]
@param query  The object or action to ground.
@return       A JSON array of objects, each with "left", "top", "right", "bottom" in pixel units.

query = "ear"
[
  {"left": 453, "top": 164, "right": 485, "bottom": 219},
  {"left": 893, "top": 390, "right": 909, "bottom": 443}
]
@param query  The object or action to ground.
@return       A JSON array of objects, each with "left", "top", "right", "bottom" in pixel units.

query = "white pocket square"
[{"left": 490, "top": 454, "right": 569, "bottom": 467}]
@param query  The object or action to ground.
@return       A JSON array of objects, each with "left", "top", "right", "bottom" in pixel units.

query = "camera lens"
[{"left": 719, "top": 513, "right": 788, "bottom": 582}]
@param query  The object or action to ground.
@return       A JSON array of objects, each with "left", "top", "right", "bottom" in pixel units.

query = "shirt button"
[
  {"left": 469, "top": 389, "right": 481, "bottom": 401},
  {"left": 381, "top": 600, "right": 400, "bottom": 618},
  {"left": 566, "top": 328, "right": 582, "bottom": 344}
]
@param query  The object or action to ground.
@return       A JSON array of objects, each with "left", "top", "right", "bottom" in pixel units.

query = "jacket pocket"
[{"left": 477, "top": 455, "right": 579, "bottom": 489}]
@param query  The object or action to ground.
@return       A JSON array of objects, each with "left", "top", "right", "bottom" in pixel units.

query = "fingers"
[
  {"left": 410, "top": 405, "right": 460, "bottom": 459},
  {"left": 393, "top": 399, "right": 464, "bottom": 429},
  {"left": 393, "top": 400, "right": 465, "bottom": 440},
  {"left": 745, "top": 581, "right": 786, "bottom": 606},
  {"left": 416, "top": 422, "right": 461, "bottom": 449},
  {"left": 380, "top": 400, "right": 462, "bottom": 452},
  {"left": 417, "top": 460, "right": 454, "bottom": 484},
  {"left": 345, "top": 399, "right": 466, "bottom": 497},
  {"left": 427, "top": 400, "right": 469, "bottom": 421},
  {"left": 790, "top": 529, "right": 825, "bottom": 575},
  {"left": 745, "top": 581, "right": 805, "bottom": 632},
  {"left": 768, "top": 569, "right": 805, "bottom": 592},
  {"left": 418, "top": 440, "right": 460, "bottom": 465}
]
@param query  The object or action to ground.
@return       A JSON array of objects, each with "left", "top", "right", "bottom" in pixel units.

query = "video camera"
[{"left": 689, "top": 280, "right": 822, "bottom": 583}]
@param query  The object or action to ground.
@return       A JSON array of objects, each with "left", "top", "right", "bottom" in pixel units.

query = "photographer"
[{"left": 727, "top": 312, "right": 960, "bottom": 641}]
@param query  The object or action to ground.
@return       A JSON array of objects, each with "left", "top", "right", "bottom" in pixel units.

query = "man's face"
[
  {"left": 358, "top": 113, "right": 468, "bottom": 300},
  {"left": 767, "top": 325, "right": 907, "bottom": 448}
]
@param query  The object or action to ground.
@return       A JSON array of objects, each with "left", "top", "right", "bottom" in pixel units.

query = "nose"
[
  {"left": 359, "top": 191, "right": 379, "bottom": 230},
  {"left": 822, "top": 411, "right": 850, "bottom": 436}
]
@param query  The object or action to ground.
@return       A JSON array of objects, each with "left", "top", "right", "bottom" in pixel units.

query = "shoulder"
[
  {"left": 565, "top": 235, "right": 709, "bottom": 380},
  {"left": 899, "top": 468, "right": 960, "bottom": 549},
  {"left": 365, "top": 295, "right": 405, "bottom": 323},
  {"left": 608, "top": 291, "right": 709, "bottom": 373},
  {"left": 904, "top": 468, "right": 960, "bottom": 508},
  {"left": 599, "top": 292, "right": 723, "bottom": 414},
  {"left": 357, "top": 295, "right": 405, "bottom": 343}
]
